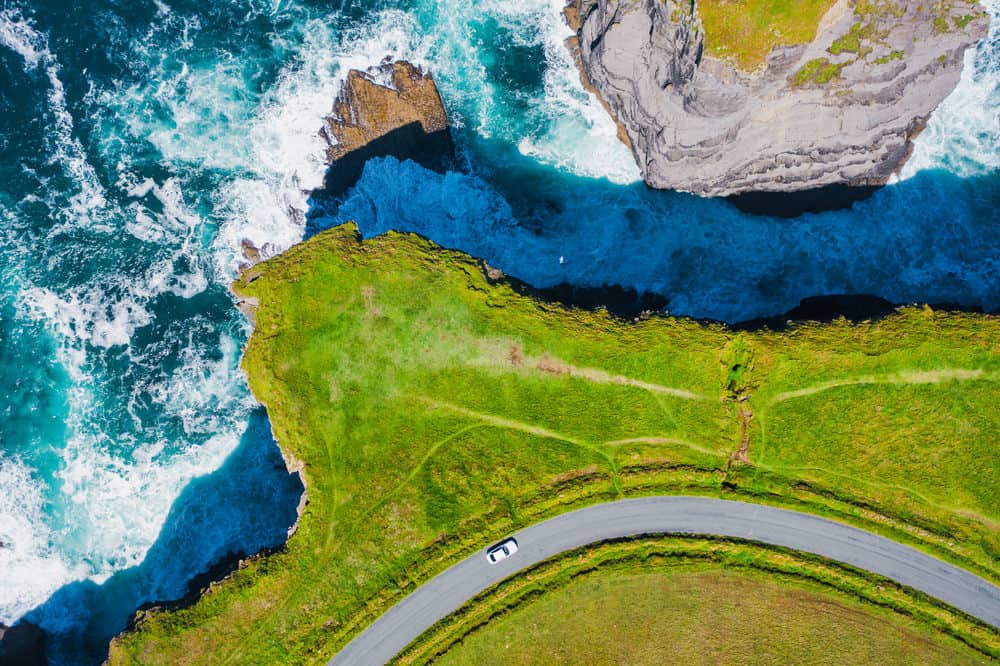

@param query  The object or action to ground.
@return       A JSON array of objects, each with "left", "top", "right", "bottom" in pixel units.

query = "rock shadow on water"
[
  {"left": 735, "top": 294, "right": 898, "bottom": 330},
  {"left": 727, "top": 183, "right": 880, "bottom": 218},
  {"left": 18, "top": 409, "right": 304, "bottom": 666},
  {"left": 319, "top": 121, "right": 455, "bottom": 197},
  {"left": 305, "top": 124, "right": 1000, "bottom": 325}
]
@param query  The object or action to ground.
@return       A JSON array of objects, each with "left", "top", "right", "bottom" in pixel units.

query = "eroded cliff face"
[{"left": 569, "top": 0, "right": 989, "bottom": 197}]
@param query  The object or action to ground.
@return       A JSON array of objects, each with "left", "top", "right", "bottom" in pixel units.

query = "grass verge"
[{"left": 399, "top": 537, "right": 998, "bottom": 663}]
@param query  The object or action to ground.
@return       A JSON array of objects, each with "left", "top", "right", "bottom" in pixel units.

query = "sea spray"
[{"left": 902, "top": 0, "right": 1000, "bottom": 177}]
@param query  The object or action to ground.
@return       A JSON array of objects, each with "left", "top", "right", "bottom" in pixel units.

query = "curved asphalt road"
[{"left": 330, "top": 496, "right": 1000, "bottom": 665}]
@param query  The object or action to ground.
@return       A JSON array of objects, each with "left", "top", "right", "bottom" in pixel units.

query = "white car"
[{"left": 486, "top": 538, "right": 518, "bottom": 564}]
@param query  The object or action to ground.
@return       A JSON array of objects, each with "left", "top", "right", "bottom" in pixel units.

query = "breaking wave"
[{"left": 902, "top": 0, "right": 1000, "bottom": 177}]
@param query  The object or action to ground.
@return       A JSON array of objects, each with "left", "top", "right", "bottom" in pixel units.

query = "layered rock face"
[
  {"left": 568, "top": 0, "right": 989, "bottom": 197},
  {"left": 320, "top": 60, "right": 453, "bottom": 195}
]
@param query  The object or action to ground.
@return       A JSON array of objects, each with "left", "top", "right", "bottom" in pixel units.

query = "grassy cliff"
[{"left": 109, "top": 224, "right": 999, "bottom": 664}]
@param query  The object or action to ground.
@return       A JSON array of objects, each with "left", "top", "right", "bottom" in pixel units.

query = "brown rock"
[
  {"left": 319, "top": 60, "right": 453, "bottom": 195},
  {"left": 240, "top": 239, "right": 262, "bottom": 264}
]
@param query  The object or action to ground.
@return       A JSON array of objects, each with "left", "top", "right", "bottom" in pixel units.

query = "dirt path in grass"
[
  {"left": 769, "top": 369, "right": 993, "bottom": 404},
  {"left": 413, "top": 396, "right": 618, "bottom": 468},
  {"left": 602, "top": 436, "right": 721, "bottom": 457},
  {"left": 477, "top": 346, "right": 707, "bottom": 400},
  {"left": 732, "top": 400, "right": 752, "bottom": 464}
]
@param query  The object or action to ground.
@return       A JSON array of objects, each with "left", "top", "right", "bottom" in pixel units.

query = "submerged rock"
[
  {"left": 320, "top": 60, "right": 453, "bottom": 196},
  {"left": 566, "top": 0, "right": 989, "bottom": 197}
]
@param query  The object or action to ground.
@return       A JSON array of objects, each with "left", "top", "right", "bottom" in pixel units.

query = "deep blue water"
[{"left": 0, "top": 0, "right": 997, "bottom": 663}]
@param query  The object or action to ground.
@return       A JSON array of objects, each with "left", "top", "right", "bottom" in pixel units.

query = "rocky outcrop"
[
  {"left": 319, "top": 60, "right": 453, "bottom": 195},
  {"left": 568, "top": 0, "right": 989, "bottom": 197}
]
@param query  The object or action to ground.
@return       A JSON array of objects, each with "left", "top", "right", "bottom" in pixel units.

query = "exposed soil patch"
[
  {"left": 771, "top": 368, "right": 992, "bottom": 403},
  {"left": 361, "top": 285, "right": 382, "bottom": 317},
  {"left": 503, "top": 352, "right": 705, "bottom": 399},
  {"left": 733, "top": 400, "right": 753, "bottom": 465},
  {"left": 508, "top": 344, "right": 524, "bottom": 368}
]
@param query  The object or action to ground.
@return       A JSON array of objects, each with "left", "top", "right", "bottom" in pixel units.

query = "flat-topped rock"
[
  {"left": 319, "top": 60, "right": 453, "bottom": 195},
  {"left": 567, "top": 0, "right": 989, "bottom": 197}
]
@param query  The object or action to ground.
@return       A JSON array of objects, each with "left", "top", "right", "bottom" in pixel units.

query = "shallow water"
[{"left": 0, "top": 0, "right": 997, "bottom": 662}]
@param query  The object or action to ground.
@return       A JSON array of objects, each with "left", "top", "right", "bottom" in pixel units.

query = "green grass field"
[
  {"left": 433, "top": 568, "right": 985, "bottom": 665},
  {"left": 699, "top": 0, "right": 985, "bottom": 76},
  {"left": 697, "top": 0, "right": 839, "bottom": 69},
  {"left": 745, "top": 316, "right": 1000, "bottom": 567},
  {"left": 108, "top": 224, "right": 999, "bottom": 664}
]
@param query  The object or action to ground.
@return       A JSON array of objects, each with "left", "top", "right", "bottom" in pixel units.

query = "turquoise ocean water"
[{"left": 0, "top": 0, "right": 997, "bottom": 663}]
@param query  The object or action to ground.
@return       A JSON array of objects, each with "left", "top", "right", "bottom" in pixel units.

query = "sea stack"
[
  {"left": 319, "top": 60, "right": 454, "bottom": 195},
  {"left": 565, "top": 0, "right": 989, "bottom": 197}
]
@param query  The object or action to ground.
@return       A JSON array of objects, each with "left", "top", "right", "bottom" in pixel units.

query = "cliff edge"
[{"left": 567, "top": 0, "right": 989, "bottom": 197}]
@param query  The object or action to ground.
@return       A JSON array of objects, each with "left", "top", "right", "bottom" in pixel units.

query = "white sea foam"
[
  {"left": 0, "top": 9, "right": 110, "bottom": 233},
  {"left": 61, "top": 328, "right": 252, "bottom": 581},
  {"left": 417, "top": 0, "right": 639, "bottom": 182},
  {"left": 211, "top": 9, "right": 430, "bottom": 276},
  {"left": 120, "top": 175, "right": 203, "bottom": 254},
  {"left": 8, "top": 221, "right": 231, "bottom": 620},
  {"left": 517, "top": 0, "right": 640, "bottom": 184},
  {"left": 21, "top": 286, "right": 151, "bottom": 352},
  {"left": 0, "top": 457, "right": 82, "bottom": 624},
  {"left": 53, "top": 427, "right": 240, "bottom": 585},
  {"left": 0, "top": 297, "right": 255, "bottom": 623},
  {"left": 0, "top": 8, "right": 45, "bottom": 67},
  {"left": 902, "top": 0, "right": 1000, "bottom": 178},
  {"left": 0, "top": 4, "right": 314, "bottom": 624},
  {"left": 149, "top": 335, "right": 253, "bottom": 437},
  {"left": 145, "top": 61, "right": 257, "bottom": 171},
  {"left": 21, "top": 172, "right": 210, "bottom": 349}
]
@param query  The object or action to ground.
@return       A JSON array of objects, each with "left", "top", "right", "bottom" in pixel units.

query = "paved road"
[{"left": 330, "top": 496, "right": 1000, "bottom": 665}]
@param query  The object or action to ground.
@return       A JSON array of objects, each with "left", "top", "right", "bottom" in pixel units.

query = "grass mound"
[{"left": 109, "top": 224, "right": 999, "bottom": 664}]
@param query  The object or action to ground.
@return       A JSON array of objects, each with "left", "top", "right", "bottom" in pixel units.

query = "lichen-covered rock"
[
  {"left": 568, "top": 0, "right": 989, "bottom": 197},
  {"left": 320, "top": 60, "right": 453, "bottom": 195}
]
